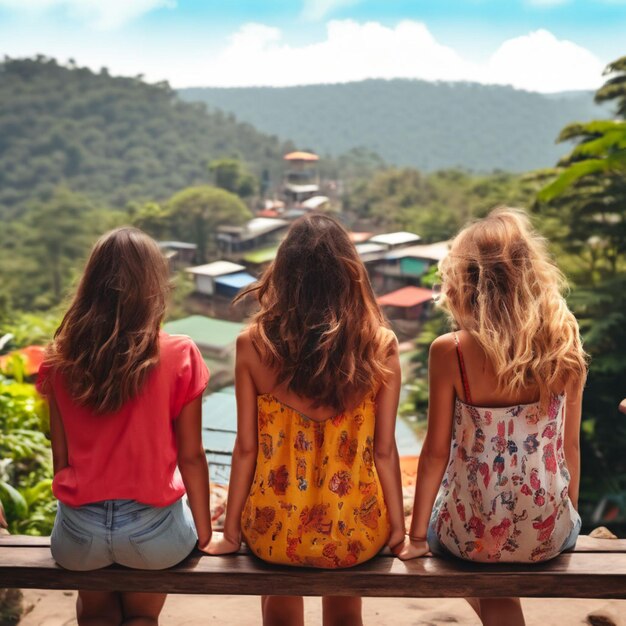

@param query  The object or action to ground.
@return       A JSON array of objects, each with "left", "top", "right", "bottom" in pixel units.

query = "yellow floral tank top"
[{"left": 241, "top": 392, "right": 390, "bottom": 569}]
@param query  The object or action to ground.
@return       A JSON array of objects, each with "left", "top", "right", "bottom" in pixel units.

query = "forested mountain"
[
  {"left": 180, "top": 80, "right": 609, "bottom": 172},
  {"left": 0, "top": 57, "right": 293, "bottom": 218}
]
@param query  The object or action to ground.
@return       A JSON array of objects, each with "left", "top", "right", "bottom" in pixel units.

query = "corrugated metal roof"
[
  {"left": 186, "top": 261, "right": 246, "bottom": 277},
  {"left": 369, "top": 231, "right": 421, "bottom": 247},
  {"left": 377, "top": 286, "right": 433, "bottom": 308},
  {"left": 163, "top": 316, "right": 244, "bottom": 349},
  {"left": 386, "top": 240, "right": 451, "bottom": 262}
]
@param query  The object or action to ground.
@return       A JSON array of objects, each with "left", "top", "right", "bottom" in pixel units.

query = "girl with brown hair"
[
  {"left": 398, "top": 208, "right": 587, "bottom": 626},
  {"left": 208, "top": 214, "right": 406, "bottom": 626},
  {"left": 37, "top": 227, "right": 212, "bottom": 625}
]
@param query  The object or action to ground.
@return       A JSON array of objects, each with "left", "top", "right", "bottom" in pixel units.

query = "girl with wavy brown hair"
[
  {"left": 398, "top": 208, "right": 587, "bottom": 626},
  {"left": 208, "top": 214, "right": 405, "bottom": 626},
  {"left": 37, "top": 227, "right": 212, "bottom": 626}
]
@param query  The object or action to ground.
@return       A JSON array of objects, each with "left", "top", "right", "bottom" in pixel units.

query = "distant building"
[
  {"left": 377, "top": 286, "right": 434, "bottom": 320},
  {"left": 349, "top": 232, "right": 374, "bottom": 244},
  {"left": 217, "top": 217, "right": 289, "bottom": 258},
  {"left": 158, "top": 241, "right": 197, "bottom": 270},
  {"left": 186, "top": 261, "right": 247, "bottom": 296},
  {"left": 213, "top": 272, "right": 257, "bottom": 299},
  {"left": 301, "top": 195, "right": 330, "bottom": 211},
  {"left": 386, "top": 241, "right": 451, "bottom": 267},
  {"left": 368, "top": 231, "right": 422, "bottom": 250},
  {"left": 283, "top": 151, "right": 320, "bottom": 205}
]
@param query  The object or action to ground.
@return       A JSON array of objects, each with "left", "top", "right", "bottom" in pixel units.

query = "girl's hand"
[
  {"left": 196, "top": 531, "right": 212, "bottom": 553},
  {"left": 205, "top": 531, "right": 241, "bottom": 555},
  {"left": 393, "top": 536, "right": 431, "bottom": 560},
  {"left": 387, "top": 528, "right": 407, "bottom": 554}
]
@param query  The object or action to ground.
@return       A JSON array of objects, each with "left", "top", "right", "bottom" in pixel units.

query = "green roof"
[
  {"left": 242, "top": 246, "right": 278, "bottom": 264},
  {"left": 163, "top": 315, "right": 244, "bottom": 349}
]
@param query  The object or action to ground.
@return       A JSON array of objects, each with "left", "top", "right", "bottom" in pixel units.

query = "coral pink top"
[{"left": 37, "top": 331, "right": 209, "bottom": 507}]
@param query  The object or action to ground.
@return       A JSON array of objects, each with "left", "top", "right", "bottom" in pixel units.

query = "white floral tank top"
[{"left": 431, "top": 334, "right": 580, "bottom": 563}]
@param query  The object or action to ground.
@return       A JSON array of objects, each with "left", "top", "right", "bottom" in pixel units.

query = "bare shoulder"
[
  {"left": 429, "top": 332, "right": 457, "bottom": 356},
  {"left": 236, "top": 328, "right": 257, "bottom": 362},
  {"left": 428, "top": 333, "right": 458, "bottom": 376}
]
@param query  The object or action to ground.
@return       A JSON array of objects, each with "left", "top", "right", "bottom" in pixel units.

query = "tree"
[
  {"left": 23, "top": 187, "right": 101, "bottom": 304},
  {"left": 536, "top": 55, "right": 626, "bottom": 509},
  {"left": 166, "top": 186, "right": 252, "bottom": 262},
  {"left": 208, "top": 158, "right": 258, "bottom": 198}
]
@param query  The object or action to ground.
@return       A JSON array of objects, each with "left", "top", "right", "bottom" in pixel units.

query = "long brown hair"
[
  {"left": 236, "top": 214, "right": 393, "bottom": 411},
  {"left": 43, "top": 227, "right": 171, "bottom": 414},
  {"left": 439, "top": 207, "right": 587, "bottom": 410}
]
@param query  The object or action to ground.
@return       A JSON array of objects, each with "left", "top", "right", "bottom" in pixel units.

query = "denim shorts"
[
  {"left": 427, "top": 515, "right": 582, "bottom": 559},
  {"left": 51, "top": 497, "right": 197, "bottom": 571}
]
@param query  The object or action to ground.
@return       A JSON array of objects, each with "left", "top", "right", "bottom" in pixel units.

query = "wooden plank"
[
  {"left": 0, "top": 536, "right": 51, "bottom": 547},
  {"left": 571, "top": 535, "right": 626, "bottom": 553},
  {"left": 1, "top": 546, "right": 626, "bottom": 599},
  {"left": 3, "top": 535, "right": 626, "bottom": 553}
]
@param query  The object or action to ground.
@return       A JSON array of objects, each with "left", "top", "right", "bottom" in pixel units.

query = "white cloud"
[
  {"left": 0, "top": 0, "right": 175, "bottom": 30},
  {"left": 201, "top": 20, "right": 475, "bottom": 87},
  {"left": 301, "top": 0, "right": 362, "bottom": 21},
  {"left": 0, "top": 16, "right": 606, "bottom": 92},
  {"left": 485, "top": 29, "right": 604, "bottom": 92},
  {"left": 180, "top": 20, "right": 604, "bottom": 93}
]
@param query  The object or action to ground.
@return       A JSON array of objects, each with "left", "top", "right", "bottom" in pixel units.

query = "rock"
[
  {"left": 0, "top": 588, "right": 24, "bottom": 626},
  {"left": 586, "top": 610, "right": 618, "bottom": 626},
  {"left": 589, "top": 526, "right": 618, "bottom": 539}
]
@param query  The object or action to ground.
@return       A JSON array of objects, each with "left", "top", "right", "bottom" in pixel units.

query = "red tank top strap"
[{"left": 453, "top": 333, "right": 473, "bottom": 405}]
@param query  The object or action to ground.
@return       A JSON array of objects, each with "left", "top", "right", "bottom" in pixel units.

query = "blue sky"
[{"left": 0, "top": 1, "right": 625, "bottom": 91}]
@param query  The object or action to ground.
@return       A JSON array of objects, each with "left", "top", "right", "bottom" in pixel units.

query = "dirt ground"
[{"left": 18, "top": 589, "right": 626, "bottom": 626}]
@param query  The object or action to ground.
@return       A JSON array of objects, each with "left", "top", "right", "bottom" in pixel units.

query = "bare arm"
[
  {"left": 208, "top": 333, "right": 258, "bottom": 555},
  {"left": 564, "top": 377, "right": 583, "bottom": 510},
  {"left": 398, "top": 335, "right": 456, "bottom": 559},
  {"left": 374, "top": 337, "right": 405, "bottom": 551},
  {"left": 49, "top": 392, "right": 69, "bottom": 475},
  {"left": 176, "top": 395, "right": 212, "bottom": 550}
]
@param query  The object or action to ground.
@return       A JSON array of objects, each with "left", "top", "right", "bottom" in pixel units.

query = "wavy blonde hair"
[
  {"left": 439, "top": 207, "right": 587, "bottom": 409},
  {"left": 43, "top": 227, "right": 171, "bottom": 414},
  {"left": 235, "top": 214, "right": 394, "bottom": 412}
]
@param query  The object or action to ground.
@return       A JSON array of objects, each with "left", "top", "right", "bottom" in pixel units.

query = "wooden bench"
[{"left": 1, "top": 535, "right": 625, "bottom": 599}]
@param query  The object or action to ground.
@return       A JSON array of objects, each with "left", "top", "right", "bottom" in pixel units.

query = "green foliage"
[
  {"left": 209, "top": 158, "right": 258, "bottom": 198},
  {"left": 166, "top": 185, "right": 252, "bottom": 262},
  {"left": 538, "top": 121, "right": 626, "bottom": 202},
  {"left": 536, "top": 55, "right": 626, "bottom": 507},
  {"left": 181, "top": 79, "right": 609, "bottom": 172},
  {"left": 347, "top": 168, "right": 539, "bottom": 241},
  {"left": 0, "top": 57, "right": 293, "bottom": 219},
  {"left": 0, "top": 186, "right": 123, "bottom": 310},
  {"left": 0, "top": 311, "right": 60, "bottom": 350},
  {"left": 0, "top": 374, "right": 54, "bottom": 535}
]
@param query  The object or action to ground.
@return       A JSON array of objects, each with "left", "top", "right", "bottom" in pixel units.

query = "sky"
[{"left": 0, "top": 1, "right": 625, "bottom": 92}]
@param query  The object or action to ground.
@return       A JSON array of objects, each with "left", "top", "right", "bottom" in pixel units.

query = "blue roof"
[{"left": 214, "top": 272, "right": 257, "bottom": 290}]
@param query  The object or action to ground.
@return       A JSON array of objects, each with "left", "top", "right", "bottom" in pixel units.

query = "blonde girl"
[{"left": 398, "top": 208, "right": 587, "bottom": 626}]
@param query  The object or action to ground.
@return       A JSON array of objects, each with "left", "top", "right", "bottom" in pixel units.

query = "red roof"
[
  {"left": 0, "top": 345, "right": 45, "bottom": 377},
  {"left": 257, "top": 209, "right": 279, "bottom": 218},
  {"left": 377, "top": 286, "right": 433, "bottom": 308},
  {"left": 349, "top": 232, "right": 373, "bottom": 243}
]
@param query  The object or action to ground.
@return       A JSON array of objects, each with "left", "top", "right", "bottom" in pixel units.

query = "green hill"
[
  {"left": 0, "top": 57, "right": 292, "bottom": 218},
  {"left": 180, "top": 79, "right": 609, "bottom": 172}
]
